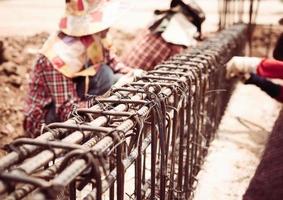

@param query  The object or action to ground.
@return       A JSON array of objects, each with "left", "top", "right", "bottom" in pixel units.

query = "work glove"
[{"left": 226, "top": 56, "right": 262, "bottom": 78}]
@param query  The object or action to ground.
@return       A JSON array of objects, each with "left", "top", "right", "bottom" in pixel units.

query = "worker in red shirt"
[{"left": 226, "top": 20, "right": 283, "bottom": 198}]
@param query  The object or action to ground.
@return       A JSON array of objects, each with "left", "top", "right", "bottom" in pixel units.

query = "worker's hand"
[
  {"left": 237, "top": 72, "right": 252, "bottom": 83},
  {"left": 226, "top": 56, "right": 262, "bottom": 79}
]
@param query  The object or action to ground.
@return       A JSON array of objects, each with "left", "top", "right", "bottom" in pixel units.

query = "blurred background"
[{"left": 0, "top": 0, "right": 282, "bottom": 35}]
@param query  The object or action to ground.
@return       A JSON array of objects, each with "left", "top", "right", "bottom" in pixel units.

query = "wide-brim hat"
[{"left": 59, "top": 0, "right": 124, "bottom": 37}]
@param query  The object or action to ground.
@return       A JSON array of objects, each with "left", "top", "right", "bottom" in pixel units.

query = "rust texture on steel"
[{"left": 0, "top": 24, "right": 247, "bottom": 200}]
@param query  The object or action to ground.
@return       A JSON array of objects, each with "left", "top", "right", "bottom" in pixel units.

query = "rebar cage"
[{"left": 0, "top": 24, "right": 247, "bottom": 200}]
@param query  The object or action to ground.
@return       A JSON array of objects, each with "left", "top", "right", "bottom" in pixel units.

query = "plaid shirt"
[
  {"left": 24, "top": 46, "right": 122, "bottom": 138},
  {"left": 121, "top": 29, "right": 184, "bottom": 71},
  {"left": 24, "top": 55, "right": 88, "bottom": 138}
]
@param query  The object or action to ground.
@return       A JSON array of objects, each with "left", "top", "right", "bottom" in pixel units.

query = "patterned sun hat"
[{"left": 59, "top": 0, "right": 123, "bottom": 37}]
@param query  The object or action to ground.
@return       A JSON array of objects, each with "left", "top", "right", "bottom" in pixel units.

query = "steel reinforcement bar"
[{"left": 0, "top": 24, "right": 247, "bottom": 200}]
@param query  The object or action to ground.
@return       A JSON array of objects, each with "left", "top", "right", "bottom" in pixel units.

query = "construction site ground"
[{"left": 0, "top": 0, "right": 282, "bottom": 199}]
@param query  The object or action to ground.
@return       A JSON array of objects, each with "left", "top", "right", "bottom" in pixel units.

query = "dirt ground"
[{"left": 0, "top": 33, "right": 48, "bottom": 156}]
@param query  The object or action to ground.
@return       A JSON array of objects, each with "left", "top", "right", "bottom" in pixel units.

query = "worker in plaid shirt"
[
  {"left": 121, "top": 0, "right": 205, "bottom": 71},
  {"left": 24, "top": 0, "right": 131, "bottom": 138}
]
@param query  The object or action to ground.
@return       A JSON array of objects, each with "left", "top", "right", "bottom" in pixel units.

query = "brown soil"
[{"left": 0, "top": 33, "right": 48, "bottom": 156}]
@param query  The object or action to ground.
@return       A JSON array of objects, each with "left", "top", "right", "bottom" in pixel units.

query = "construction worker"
[
  {"left": 24, "top": 0, "right": 131, "bottom": 138},
  {"left": 121, "top": 0, "right": 205, "bottom": 71}
]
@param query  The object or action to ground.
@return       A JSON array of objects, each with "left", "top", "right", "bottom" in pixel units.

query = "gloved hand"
[{"left": 226, "top": 56, "right": 262, "bottom": 78}]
